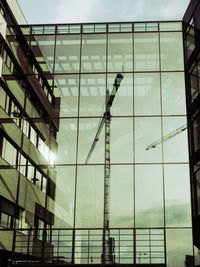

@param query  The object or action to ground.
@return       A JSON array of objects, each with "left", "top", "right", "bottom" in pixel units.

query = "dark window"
[
  {"left": 47, "top": 179, "right": 56, "bottom": 200},
  {"left": 0, "top": 212, "right": 12, "bottom": 228},
  {"left": 0, "top": 132, "right": 3, "bottom": 156},
  {"left": 192, "top": 117, "right": 200, "bottom": 152}
]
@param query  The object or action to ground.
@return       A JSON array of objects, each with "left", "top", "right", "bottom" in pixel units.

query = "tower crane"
[
  {"left": 85, "top": 73, "right": 124, "bottom": 264},
  {"left": 146, "top": 124, "right": 187, "bottom": 150}
]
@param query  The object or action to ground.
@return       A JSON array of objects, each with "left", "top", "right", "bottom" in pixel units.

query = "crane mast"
[
  {"left": 85, "top": 74, "right": 124, "bottom": 264},
  {"left": 103, "top": 90, "right": 113, "bottom": 263}
]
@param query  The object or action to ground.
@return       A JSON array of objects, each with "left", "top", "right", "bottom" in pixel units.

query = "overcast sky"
[{"left": 17, "top": 0, "right": 190, "bottom": 24}]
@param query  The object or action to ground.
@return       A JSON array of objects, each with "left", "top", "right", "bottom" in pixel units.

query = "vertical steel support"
[
  {"left": 72, "top": 228, "right": 75, "bottom": 264},
  {"left": 134, "top": 228, "right": 136, "bottom": 266}
]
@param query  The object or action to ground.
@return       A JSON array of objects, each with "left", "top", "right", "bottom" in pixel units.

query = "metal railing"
[{"left": 0, "top": 228, "right": 165, "bottom": 265}]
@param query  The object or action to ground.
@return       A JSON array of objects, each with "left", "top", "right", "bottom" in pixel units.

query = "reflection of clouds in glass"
[
  {"left": 136, "top": 207, "right": 164, "bottom": 227},
  {"left": 165, "top": 203, "right": 191, "bottom": 227},
  {"left": 111, "top": 216, "right": 133, "bottom": 228},
  {"left": 135, "top": 203, "right": 191, "bottom": 228},
  {"left": 56, "top": 119, "right": 77, "bottom": 164},
  {"left": 110, "top": 202, "right": 191, "bottom": 228},
  {"left": 54, "top": 166, "right": 75, "bottom": 227},
  {"left": 166, "top": 229, "right": 193, "bottom": 267},
  {"left": 54, "top": 202, "right": 73, "bottom": 228},
  {"left": 135, "top": 117, "right": 162, "bottom": 163},
  {"left": 135, "top": 165, "right": 163, "bottom": 227},
  {"left": 110, "top": 165, "right": 133, "bottom": 227},
  {"left": 76, "top": 166, "right": 104, "bottom": 228},
  {"left": 165, "top": 164, "right": 191, "bottom": 227}
]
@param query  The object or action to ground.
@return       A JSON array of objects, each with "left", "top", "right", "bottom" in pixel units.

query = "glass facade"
[
  {"left": 0, "top": 1, "right": 196, "bottom": 265},
  {"left": 0, "top": 21, "right": 191, "bottom": 266}
]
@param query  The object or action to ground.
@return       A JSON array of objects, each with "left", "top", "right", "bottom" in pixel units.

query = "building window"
[
  {"left": 2, "top": 138, "right": 17, "bottom": 166},
  {"left": 18, "top": 153, "right": 27, "bottom": 177},
  {"left": 44, "top": 85, "right": 48, "bottom": 96},
  {"left": 16, "top": 150, "right": 47, "bottom": 193},
  {"left": 47, "top": 179, "right": 55, "bottom": 200},
  {"left": 38, "top": 136, "right": 45, "bottom": 154},
  {"left": 27, "top": 161, "right": 35, "bottom": 181},
  {"left": 3, "top": 50, "right": 14, "bottom": 73},
  {"left": 46, "top": 223, "right": 52, "bottom": 243},
  {"left": 192, "top": 117, "right": 200, "bottom": 152},
  {"left": 185, "top": 20, "right": 195, "bottom": 60},
  {"left": 0, "top": 86, "right": 6, "bottom": 110},
  {"left": 0, "top": 133, "right": 3, "bottom": 156},
  {"left": 0, "top": 5, "right": 5, "bottom": 17},
  {"left": 35, "top": 218, "right": 44, "bottom": 240},
  {"left": 0, "top": 212, "right": 12, "bottom": 228},
  {"left": 0, "top": 88, "right": 22, "bottom": 128},
  {"left": 5, "top": 93, "right": 10, "bottom": 114},
  {"left": 34, "top": 216, "right": 52, "bottom": 243},
  {"left": 42, "top": 176, "right": 47, "bottom": 194},
  {"left": 23, "top": 119, "right": 30, "bottom": 137},
  {"left": 15, "top": 210, "right": 30, "bottom": 232},
  {"left": 35, "top": 169, "right": 42, "bottom": 190},
  {"left": 194, "top": 169, "right": 200, "bottom": 217},
  {"left": 190, "top": 73, "right": 198, "bottom": 102},
  {"left": 30, "top": 125, "right": 37, "bottom": 146},
  {"left": 10, "top": 101, "right": 21, "bottom": 127}
]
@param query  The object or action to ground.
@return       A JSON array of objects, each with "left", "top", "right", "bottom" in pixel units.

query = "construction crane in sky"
[
  {"left": 85, "top": 73, "right": 124, "bottom": 264},
  {"left": 146, "top": 124, "right": 187, "bottom": 150}
]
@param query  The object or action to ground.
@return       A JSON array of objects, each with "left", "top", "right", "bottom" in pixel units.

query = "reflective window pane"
[
  {"left": 81, "top": 34, "right": 106, "bottom": 72},
  {"left": 55, "top": 74, "right": 79, "bottom": 117},
  {"left": 134, "top": 72, "right": 160, "bottom": 115},
  {"left": 164, "top": 164, "right": 191, "bottom": 227},
  {"left": 76, "top": 166, "right": 104, "bottom": 227},
  {"left": 107, "top": 73, "right": 133, "bottom": 116},
  {"left": 111, "top": 118, "right": 133, "bottom": 163},
  {"left": 135, "top": 117, "right": 162, "bottom": 163},
  {"left": 163, "top": 117, "right": 188, "bottom": 162},
  {"left": 55, "top": 35, "right": 81, "bottom": 73},
  {"left": 166, "top": 229, "right": 192, "bottom": 267},
  {"left": 135, "top": 165, "right": 164, "bottom": 227},
  {"left": 56, "top": 119, "right": 77, "bottom": 164},
  {"left": 110, "top": 165, "right": 134, "bottom": 227},
  {"left": 161, "top": 72, "right": 186, "bottom": 115},
  {"left": 54, "top": 166, "right": 75, "bottom": 228},
  {"left": 30, "top": 35, "right": 55, "bottom": 73},
  {"left": 80, "top": 74, "right": 106, "bottom": 117},
  {"left": 159, "top": 22, "right": 182, "bottom": 31},
  {"left": 160, "top": 32, "right": 184, "bottom": 71},
  {"left": 108, "top": 33, "right": 133, "bottom": 72},
  {"left": 78, "top": 118, "right": 105, "bottom": 164},
  {"left": 134, "top": 33, "right": 159, "bottom": 71}
]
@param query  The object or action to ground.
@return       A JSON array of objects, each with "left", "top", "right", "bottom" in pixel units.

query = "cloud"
[
  {"left": 53, "top": 0, "right": 190, "bottom": 24},
  {"left": 53, "top": 0, "right": 143, "bottom": 23},
  {"left": 18, "top": 0, "right": 190, "bottom": 24},
  {"left": 158, "top": 0, "right": 190, "bottom": 20},
  {"left": 54, "top": 0, "right": 99, "bottom": 23}
]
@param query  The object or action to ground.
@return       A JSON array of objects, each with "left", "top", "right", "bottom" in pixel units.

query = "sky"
[{"left": 17, "top": 0, "right": 191, "bottom": 24}]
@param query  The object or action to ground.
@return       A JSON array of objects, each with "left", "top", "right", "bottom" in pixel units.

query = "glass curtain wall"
[{"left": 14, "top": 21, "right": 192, "bottom": 266}]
